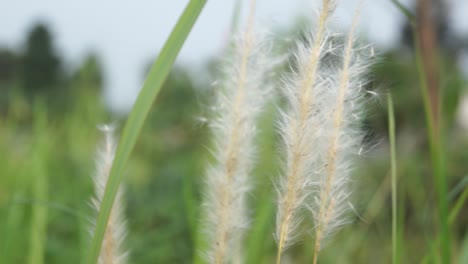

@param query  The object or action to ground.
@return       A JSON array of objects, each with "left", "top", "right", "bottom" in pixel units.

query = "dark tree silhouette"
[
  {"left": 21, "top": 23, "right": 61, "bottom": 95},
  {"left": 401, "top": 0, "right": 467, "bottom": 54},
  {"left": 0, "top": 49, "right": 19, "bottom": 83}
]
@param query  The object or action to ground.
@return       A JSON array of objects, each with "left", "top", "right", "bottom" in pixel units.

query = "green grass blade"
[
  {"left": 448, "top": 175, "right": 467, "bottom": 203},
  {"left": 245, "top": 102, "right": 278, "bottom": 264},
  {"left": 246, "top": 190, "right": 275, "bottom": 264},
  {"left": 387, "top": 94, "right": 398, "bottom": 264},
  {"left": 3, "top": 191, "right": 26, "bottom": 263},
  {"left": 391, "top": 1, "right": 452, "bottom": 259},
  {"left": 389, "top": 0, "right": 415, "bottom": 24},
  {"left": 85, "top": 1, "right": 206, "bottom": 263},
  {"left": 28, "top": 100, "right": 49, "bottom": 264},
  {"left": 414, "top": 33, "right": 451, "bottom": 263},
  {"left": 459, "top": 233, "right": 468, "bottom": 264},
  {"left": 397, "top": 186, "right": 406, "bottom": 262},
  {"left": 449, "top": 181, "right": 467, "bottom": 222},
  {"left": 421, "top": 177, "right": 468, "bottom": 263}
]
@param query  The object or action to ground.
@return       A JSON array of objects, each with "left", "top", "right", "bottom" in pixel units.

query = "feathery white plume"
[
  {"left": 275, "top": 0, "right": 335, "bottom": 260},
  {"left": 275, "top": 0, "right": 373, "bottom": 262},
  {"left": 202, "top": 1, "right": 273, "bottom": 263},
  {"left": 91, "top": 124, "right": 128, "bottom": 264},
  {"left": 310, "top": 5, "right": 372, "bottom": 262}
]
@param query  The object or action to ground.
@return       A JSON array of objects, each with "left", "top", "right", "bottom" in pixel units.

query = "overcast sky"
[{"left": 1, "top": 0, "right": 467, "bottom": 113}]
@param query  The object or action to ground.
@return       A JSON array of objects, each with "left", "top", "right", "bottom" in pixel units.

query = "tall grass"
[
  {"left": 89, "top": 0, "right": 374, "bottom": 263},
  {"left": 28, "top": 100, "right": 49, "bottom": 264},
  {"left": 1, "top": 1, "right": 466, "bottom": 263},
  {"left": 415, "top": 45, "right": 451, "bottom": 264},
  {"left": 390, "top": 0, "right": 453, "bottom": 262},
  {"left": 85, "top": 1, "right": 206, "bottom": 263},
  {"left": 414, "top": 1, "right": 450, "bottom": 261},
  {"left": 387, "top": 94, "right": 398, "bottom": 264}
]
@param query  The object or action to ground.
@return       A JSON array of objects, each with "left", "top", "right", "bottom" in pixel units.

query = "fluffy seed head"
[
  {"left": 91, "top": 124, "right": 128, "bottom": 264},
  {"left": 201, "top": 8, "right": 274, "bottom": 263},
  {"left": 275, "top": 0, "right": 335, "bottom": 253},
  {"left": 311, "top": 3, "right": 374, "bottom": 260}
]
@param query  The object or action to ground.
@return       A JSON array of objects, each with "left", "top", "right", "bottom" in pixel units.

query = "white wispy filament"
[
  {"left": 202, "top": 1, "right": 272, "bottom": 263},
  {"left": 311, "top": 6, "right": 371, "bottom": 263},
  {"left": 91, "top": 125, "right": 128, "bottom": 264},
  {"left": 275, "top": 0, "right": 373, "bottom": 262},
  {"left": 275, "top": 1, "right": 335, "bottom": 262}
]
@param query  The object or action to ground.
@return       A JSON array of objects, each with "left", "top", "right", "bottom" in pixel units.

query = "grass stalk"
[
  {"left": 387, "top": 94, "right": 398, "bottom": 264},
  {"left": 390, "top": 0, "right": 452, "bottom": 260},
  {"left": 449, "top": 185, "right": 467, "bottom": 222},
  {"left": 389, "top": 0, "right": 415, "bottom": 22},
  {"left": 414, "top": 30, "right": 451, "bottom": 264},
  {"left": 246, "top": 190, "right": 275, "bottom": 264},
  {"left": 415, "top": 0, "right": 451, "bottom": 261},
  {"left": 28, "top": 100, "right": 48, "bottom": 264},
  {"left": 3, "top": 191, "right": 26, "bottom": 263},
  {"left": 85, "top": 1, "right": 206, "bottom": 263},
  {"left": 390, "top": 0, "right": 451, "bottom": 260},
  {"left": 245, "top": 103, "right": 278, "bottom": 264},
  {"left": 421, "top": 181, "right": 468, "bottom": 263},
  {"left": 397, "top": 184, "right": 406, "bottom": 262}
]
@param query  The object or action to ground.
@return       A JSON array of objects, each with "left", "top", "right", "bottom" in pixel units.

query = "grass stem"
[
  {"left": 85, "top": 1, "right": 206, "bottom": 263},
  {"left": 414, "top": 30, "right": 451, "bottom": 264},
  {"left": 388, "top": 94, "right": 398, "bottom": 264},
  {"left": 28, "top": 100, "right": 48, "bottom": 264}
]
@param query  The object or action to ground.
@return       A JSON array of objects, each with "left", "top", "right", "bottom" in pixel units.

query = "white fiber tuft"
[
  {"left": 275, "top": 0, "right": 335, "bottom": 257},
  {"left": 91, "top": 125, "right": 128, "bottom": 264},
  {"left": 201, "top": 4, "right": 274, "bottom": 263},
  {"left": 275, "top": 1, "right": 373, "bottom": 262}
]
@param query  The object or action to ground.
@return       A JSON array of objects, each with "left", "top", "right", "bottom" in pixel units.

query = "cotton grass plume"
[
  {"left": 309, "top": 4, "right": 373, "bottom": 264},
  {"left": 275, "top": 0, "right": 335, "bottom": 262},
  {"left": 90, "top": 124, "right": 128, "bottom": 264},
  {"left": 202, "top": 0, "right": 272, "bottom": 263}
]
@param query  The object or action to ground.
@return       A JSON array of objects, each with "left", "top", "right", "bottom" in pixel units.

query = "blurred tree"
[
  {"left": 401, "top": 0, "right": 467, "bottom": 54},
  {"left": 0, "top": 49, "right": 20, "bottom": 114},
  {"left": 391, "top": 0, "right": 465, "bottom": 132},
  {"left": 0, "top": 49, "right": 19, "bottom": 83},
  {"left": 21, "top": 23, "right": 62, "bottom": 96},
  {"left": 70, "top": 53, "right": 104, "bottom": 98},
  {"left": 67, "top": 53, "right": 106, "bottom": 117},
  {"left": 74, "top": 54, "right": 103, "bottom": 89}
]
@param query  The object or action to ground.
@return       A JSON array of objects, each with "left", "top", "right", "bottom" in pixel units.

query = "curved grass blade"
[{"left": 86, "top": 1, "right": 206, "bottom": 263}]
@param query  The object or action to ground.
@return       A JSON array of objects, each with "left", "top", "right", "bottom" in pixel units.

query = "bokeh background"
[{"left": 0, "top": 0, "right": 467, "bottom": 263}]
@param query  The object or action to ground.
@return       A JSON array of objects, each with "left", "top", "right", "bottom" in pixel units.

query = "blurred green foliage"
[{"left": 0, "top": 21, "right": 466, "bottom": 264}]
